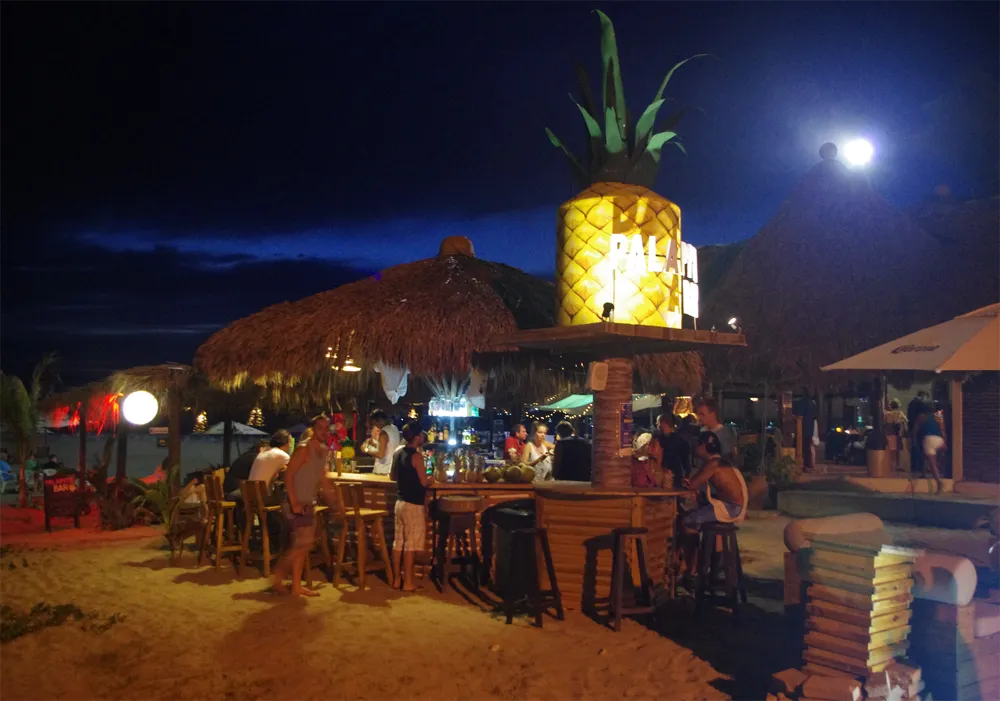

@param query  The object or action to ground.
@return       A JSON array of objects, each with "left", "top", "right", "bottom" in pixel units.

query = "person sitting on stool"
[{"left": 677, "top": 432, "right": 748, "bottom": 584}]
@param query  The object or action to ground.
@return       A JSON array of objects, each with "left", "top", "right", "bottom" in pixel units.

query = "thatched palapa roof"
[
  {"left": 195, "top": 238, "right": 704, "bottom": 405},
  {"left": 700, "top": 151, "right": 946, "bottom": 390},
  {"left": 700, "top": 150, "right": 1000, "bottom": 391}
]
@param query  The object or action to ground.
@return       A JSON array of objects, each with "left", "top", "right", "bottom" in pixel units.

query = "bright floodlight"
[
  {"left": 122, "top": 390, "right": 158, "bottom": 426},
  {"left": 843, "top": 139, "right": 874, "bottom": 167}
]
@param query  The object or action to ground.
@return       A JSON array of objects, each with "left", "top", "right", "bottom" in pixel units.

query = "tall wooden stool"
[
  {"left": 304, "top": 504, "right": 333, "bottom": 587},
  {"left": 500, "top": 526, "right": 564, "bottom": 627},
  {"left": 238, "top": 480, "right": 283, "bottom": 577},
  {"left": 694, "top": 522, "right": 747, "bottom": 622},
  {"left": 328, "top": 482, "right": 392, "bottom": 588},
  {"left": 199, "top": 471, "right": 242, "bottom": 570},
  {"left": 609, "top": 526, "right": 657, "bottom": 632},
  {"left": 432, "top": 495, "right": 482, "bottom": 593}
]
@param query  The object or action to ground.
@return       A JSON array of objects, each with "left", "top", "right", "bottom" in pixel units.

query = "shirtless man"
[
  {"left": 272, "top": 414, "right": 334, "bottom": 597},
  {"left": 677, "top": 431, "right": 747, "bottom": 580}
]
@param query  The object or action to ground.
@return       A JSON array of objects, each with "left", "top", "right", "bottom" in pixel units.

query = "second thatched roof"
[{"left": 195, "top": 239, "right": 704, "bottom": 403}]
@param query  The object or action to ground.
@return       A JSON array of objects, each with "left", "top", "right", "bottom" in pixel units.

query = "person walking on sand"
[
  {"left": 272, "top": 414, "right": 332, "bottom": 597},
  {"left": 390, "top": 421, "right": 433, "bottom": 592}
]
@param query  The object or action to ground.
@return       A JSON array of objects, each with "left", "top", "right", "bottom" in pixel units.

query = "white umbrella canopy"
[
  {"left": 204, "top": 421, "right": 267, "bottom": 436},
  {"left": 822, "top": 303, "right": 999, "bottom": 373}
]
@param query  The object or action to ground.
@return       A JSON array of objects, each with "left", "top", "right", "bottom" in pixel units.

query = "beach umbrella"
[
  {"left": 205, "top": 421, "right": 267, "bottom": 436},
  {"left": 822, "top": 303, "right": 999, "bottom": 373},
  {"left": 194, "top": 238, "right": 704, "bottom": 408}
]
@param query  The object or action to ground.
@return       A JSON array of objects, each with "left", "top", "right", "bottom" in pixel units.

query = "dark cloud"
[{"left": 1, "top": 238, "right": 372, "bottom": 384}]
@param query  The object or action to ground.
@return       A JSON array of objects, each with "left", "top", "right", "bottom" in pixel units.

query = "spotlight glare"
[{"left": 843, "top": 138, "right": 874, "bottom": 167}]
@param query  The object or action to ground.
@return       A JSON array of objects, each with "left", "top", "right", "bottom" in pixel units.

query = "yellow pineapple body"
[{"left": 556, "top": 182, "right": 683, "bottom": 328}]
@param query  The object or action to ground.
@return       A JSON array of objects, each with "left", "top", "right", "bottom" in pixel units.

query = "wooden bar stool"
[
  {"left": 432, "top": 495, "right": 483, "bottom": 593},
  {"left": 304, "top": 504, "right": 333, "bottom": 586},
  {"left": 694, "top": 522, "right": 747, "bottom": 623},
  {"left": 199, "top": 471, "right": 242, "bottom": 570},
  {"left": 327, "top": 482, "right": 392, "bottom": 588},
  {"left": 609, "top": 526, "right": 656, "bottom": 632},
  {"left": 238, "top": 480, "right": 283, "bottom": 577}
]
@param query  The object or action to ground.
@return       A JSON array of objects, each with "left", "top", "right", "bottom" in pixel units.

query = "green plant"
[
  {"left": 740, "top": 443, "right": 763, "bottom": 477},
  {"left": 544, "top": 10, "right": 711, "bottom": 189},
  {"left": 0, "top": 353, "right": 58, "bottom": 507},
  {"left": 130, "top": 465, "right": 180, "bottom": 530},
  {"left": 764, "top": 455, "right": 801, "bottom": 488}
]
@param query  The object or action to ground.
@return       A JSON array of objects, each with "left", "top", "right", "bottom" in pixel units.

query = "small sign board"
[
  {"left": 149, "top": 427, "right": 169, "bottom": 435},
  {"left": 43, "top": 470, "right": 81, "bottom": 532},
  {"left": 618, "top": 402, "right": 634, "bottom": 456},
  {"left": 492, "top": 419, "right": 505, "bottom": 444}
]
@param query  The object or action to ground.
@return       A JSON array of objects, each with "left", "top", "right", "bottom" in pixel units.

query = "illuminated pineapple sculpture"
[{"left": 547, "top": 11, "right": 705, "bottom": 327}]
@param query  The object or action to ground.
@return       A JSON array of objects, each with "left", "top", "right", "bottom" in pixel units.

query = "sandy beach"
[{"left": 0, "top": 514, "right": 801, "bottom": 701}]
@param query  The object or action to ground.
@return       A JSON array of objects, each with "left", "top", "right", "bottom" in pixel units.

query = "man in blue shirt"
[{"left": 0, "top": 449, "right": 13, "bottom": 489}]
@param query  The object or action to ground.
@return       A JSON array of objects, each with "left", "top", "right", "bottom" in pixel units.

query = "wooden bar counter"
[
  {"left": 534, "top": 482, "right": 685, "bottom": 610},
  {"left": 326, "top": 473, "right": 533, "bottom": 562}
]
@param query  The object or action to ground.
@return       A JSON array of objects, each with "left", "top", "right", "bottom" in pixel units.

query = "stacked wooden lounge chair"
[{"left": 799, "top": 534, "right": 920, "bottom": 679}]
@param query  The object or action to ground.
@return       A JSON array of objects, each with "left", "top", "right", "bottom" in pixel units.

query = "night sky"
[{"left": 2, "top": 2, "right": 997, "bottom": 385}]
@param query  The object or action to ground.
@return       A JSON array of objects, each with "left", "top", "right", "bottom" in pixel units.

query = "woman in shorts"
[{"left": 390, "top": 421, "right": 433, "bottom": 592}]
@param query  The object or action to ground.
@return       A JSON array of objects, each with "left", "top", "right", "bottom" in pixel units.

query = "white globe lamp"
[
  {"left": 843, "top": 138, "right": 874, "bottom": 167},
  {"left": 122, "top": 390, "right": 159, "bottom": 426}
]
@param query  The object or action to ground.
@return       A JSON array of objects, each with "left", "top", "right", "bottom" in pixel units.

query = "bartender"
[
  {"left": 363, "top": 409, "right": 401, "bottom": 475},
  {"left": 504, "top": 423, "right": 527, "bottom": 462}
]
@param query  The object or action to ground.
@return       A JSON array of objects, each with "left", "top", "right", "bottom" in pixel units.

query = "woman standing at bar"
[
  {"left": 521, "top": 422, "right": 553, "bottom": 481},
  {"left": 390, "top": 422, "right": 433, "bottom": 591}
]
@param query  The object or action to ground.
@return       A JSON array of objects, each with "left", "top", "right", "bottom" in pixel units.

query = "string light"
[{"left": 194, "top": 411, "right": 208, "bottom": 433}]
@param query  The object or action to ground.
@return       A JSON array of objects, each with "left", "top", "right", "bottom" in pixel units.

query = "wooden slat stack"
[
  {"left": 909, "top": 597, "right": 1000, "bottom": 701},
  {"left": 800, "top": 535, "right": 920, "bottom": 678}
]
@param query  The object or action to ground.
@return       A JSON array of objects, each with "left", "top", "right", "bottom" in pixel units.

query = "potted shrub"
[
  {"left": 740, "top": 441, "right": 769, "bottom": 510},
  {"left": 763, "top": 455, "right": 801, "bottom": 508}
]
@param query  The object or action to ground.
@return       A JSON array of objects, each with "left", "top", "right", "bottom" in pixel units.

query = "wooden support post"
[
  {"left": 222, "top": 416, "right": 234, "bottom": 467},
  {"left": 950, "top": 378, "right": 963, "bottom": 483},
  {"left": 78, "top": 400, "right": 88, "bottom": 485},
  {"left": 591, "top": 357, "right": 633, "bottom": 488},
  {"left": 166, "top": 384, "right": 182, "bottom": 489},
  {"left": 115, "top": 419, "right": 129, "bottom": 485}
]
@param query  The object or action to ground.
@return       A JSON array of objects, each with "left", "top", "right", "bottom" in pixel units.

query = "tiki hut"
[
  {"left": 700, "top": 147, "right": 943, "bottom": 392},
  {"left": 195, "top": 237, "right": 704, "bottom": 409}
]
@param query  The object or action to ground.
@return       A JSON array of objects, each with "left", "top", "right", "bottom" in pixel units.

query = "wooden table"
[{"left": 534, "top": 481, "right": 687, "bottom": 610}]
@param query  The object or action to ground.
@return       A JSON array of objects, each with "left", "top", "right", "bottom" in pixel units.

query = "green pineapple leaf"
[
  {"left": 545, "top": 128, "right": 589, "bottom": 188},
  {"left": 571, "top": 96, "right": 603, "bottom": 141},
  {"left": 596, "top": 10, "right": 626, "bottom": 139},
  {"left": 633, "top": 98, "right": 666, "bottom": 156},
  {"left": 653, "top": 53, "right": 714, "bottom": 103},
  {"left": 574, "top": 62, "right": 600, "bottom": 165},
  {"left": 605, "top": 107, "right": 625, "bottom": 154}
]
